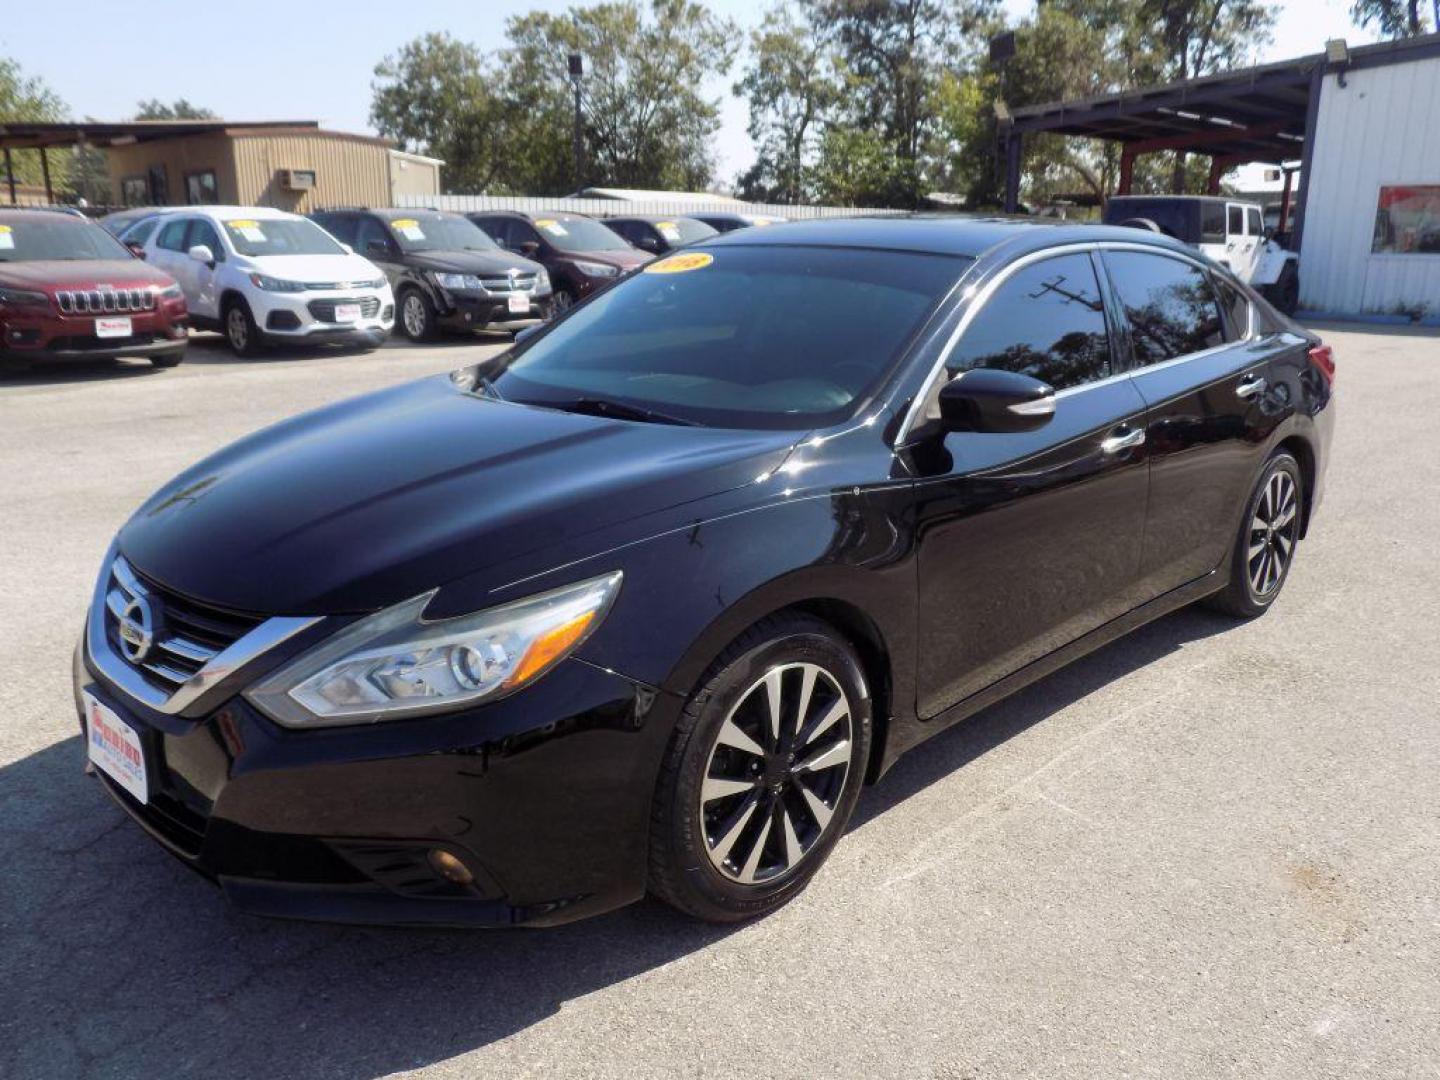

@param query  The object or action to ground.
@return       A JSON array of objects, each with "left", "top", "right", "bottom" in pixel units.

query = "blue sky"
[{"left": 0, "top": 0, "right": 1376, "bottom": 187}]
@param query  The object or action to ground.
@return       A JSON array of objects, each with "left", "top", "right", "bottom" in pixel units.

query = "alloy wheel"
[
  {"left": 402, "top": 294, "right": 427, "bottom": 338},
  {"left": 698, "top": 662, "right": 853, "bottom": 885},
  {"left": 553, "top": 290, "right": 574, "bottom": 315},
  {"left": 1247, "top": 470, "right": 1299, "bottom": 597},
  {"left": 226, "top": 307, "right": 247, "bottom": 351}
]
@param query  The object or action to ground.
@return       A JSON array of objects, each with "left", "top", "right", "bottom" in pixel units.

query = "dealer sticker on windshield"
[
  {"left": 84, "top": 693, "right": 148, "bottom": 804},
  {"left": 225, "top": 220, "right": 267, "bottom": 243},
  {"left": 644, "top": 252, "right": 713, "bottom": 274},
  {"left": 0, "top": 225, "right": 13, "bottom": 250},
  {"left": 392, "top": 219, "right": 425, "bottom": 241}
]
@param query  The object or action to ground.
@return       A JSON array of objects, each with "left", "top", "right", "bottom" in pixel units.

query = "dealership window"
[
  {"left": 1372, "top": 185, "right": 1440, "bottom": 254},
  {"left": 185, "top": 169, "right": 219, "bottom": 205},
  {"left": 120, "top": 177, "right": 149, "bottom": 206}
]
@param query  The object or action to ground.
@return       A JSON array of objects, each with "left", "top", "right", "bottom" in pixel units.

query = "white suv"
[{"left": 140, "top": 206, "right": 395, "bottom": 355}]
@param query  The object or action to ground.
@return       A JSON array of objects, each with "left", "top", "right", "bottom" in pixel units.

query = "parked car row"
[{"left": 1, "top": 201, "right": 779, "bottom": 369}]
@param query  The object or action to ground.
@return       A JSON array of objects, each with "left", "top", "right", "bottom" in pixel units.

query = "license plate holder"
[
  {"left": 333, "top": 302, "right": 362, "bottom": 323},
  {"left": 95, "top": 316, "right": 133, "bottom": 339},
  {"left": 507, "top": 293, "right": 530, "bottom": 314},
  {"left": 84, "top": 693, "right": 148, "bottom": 804}
]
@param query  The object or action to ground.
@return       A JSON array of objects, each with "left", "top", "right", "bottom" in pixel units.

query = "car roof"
[
  {"left": 703, "top": 214, "right": 1203, "bottom": 260},
  {"left": 361, "top": 207, "right": 463, "bottom": 220},
  {"left": 0, "top": 208, "right": 92, "bottom": 225},
  {"left": 185, "top": 205, "right": 306, "bottom": 221},
  {"left": 606, "top": 214, "right": 707, "bottom": 224},
  {"left": 1109, "top": 194, "right": 1252, "bottom": 207},
  {"left": 467, "top": 209, "right": 594, "bottom": 222}
]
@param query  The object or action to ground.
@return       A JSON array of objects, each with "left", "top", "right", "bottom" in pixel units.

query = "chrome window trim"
[
  {"left": 896, "top": 240, "right": 1256, "bottom": 443},
  {"left": 85, "top": 553, "right": 321, "bottom": 717}
]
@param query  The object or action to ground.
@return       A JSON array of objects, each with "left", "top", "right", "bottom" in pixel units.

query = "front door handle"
[
  {"left": 1101, "top": 425, "right": 1146, "bottom": 454},
  {"left": 1236, "top": 373, "right": 1267, "bottom": 399}
]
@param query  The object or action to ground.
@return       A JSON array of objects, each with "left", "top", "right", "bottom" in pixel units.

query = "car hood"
[
  {"left": 0, "top": 259, "right": 175, "bottom": 290},
  {"left": 241, "top": 252, "right": 385, "bottom": 283},
  {"left": 565, "top": 248, "right": 652, "bottom": 271},
  {"left": 405, "top": 249, "right": 543, "bottom": 276},
  {"left": 118, "top": 374, "right": 800, "bottom": 615}
]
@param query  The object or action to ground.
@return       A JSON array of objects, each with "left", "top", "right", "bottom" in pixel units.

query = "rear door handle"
[
  {"left": 1236, "top": 373, "right": 1267, "bottom": 399},
  {"left": 1101, "top": 425, "right": 1146, "bottom": 454}
]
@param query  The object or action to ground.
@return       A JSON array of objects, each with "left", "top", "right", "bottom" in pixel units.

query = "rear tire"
[
  {"left": 223, "top": 298, "right": 263, "bottom": 357},
  {"left": 1264, "top": 263, "right": 1300, "bottom": 316},
  {"left": 649, "top": 615, "right": 872, "bottom": 923},
  {"left": 1204, "top": 451, "right": 1303, "bottom": 618}
]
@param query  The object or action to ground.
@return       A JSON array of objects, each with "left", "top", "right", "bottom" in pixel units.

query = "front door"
[
  {"left": 1225, "top": 202, "right": 1261, "bottom": 283},
  {"left": 183, "top": 218, "right": 225, "bottom": 321},
  {"left": 910, "top": 250, "right": 1150, "bottom": 719},
  {"left": 1100, "top": 249, "right": 1275, "bottom": 600}
]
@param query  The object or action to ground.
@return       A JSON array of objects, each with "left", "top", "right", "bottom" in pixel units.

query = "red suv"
[{"left": 0, "top": 209, "right": 188, "bottom": 369}]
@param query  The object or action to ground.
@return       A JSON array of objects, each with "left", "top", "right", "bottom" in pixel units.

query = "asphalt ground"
[{"left": 0, "top": 323, "right": 1436, "bottom": 1079}]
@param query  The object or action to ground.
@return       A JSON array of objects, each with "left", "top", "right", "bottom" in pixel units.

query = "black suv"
[
  {"left": 311, "top": 208, "right": 552, "bottom": 340},
  {"left": 467, "top": 210, "right": 652, "bottom": 314},
  {"left": 604, "top": 215, "right": 719, "bottom": 255}
]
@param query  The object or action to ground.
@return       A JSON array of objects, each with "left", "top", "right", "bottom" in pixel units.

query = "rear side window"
[
  {"left": 948, "top": 252, "right": 1112, "bottom": 391},
  {"left": 1201, "top": 203, "right": 1226, "bottom": 244},
  {"left": 1213, "top": 275, "right": 1251, "bottom": 340},
  {"left": 157, "top": 218, "right": 189, "bottom": 252},
  {"left": 1105, "top": 251, "right": 1225, "bottom": 365}
]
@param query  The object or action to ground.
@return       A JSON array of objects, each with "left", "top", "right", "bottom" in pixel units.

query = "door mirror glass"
[
  {"left": 636, "top": 235, "right": 662, "bottom": 253},
  {"left": 187, "top": 244, "right": 215, "bottom": 265},
  {"left": 518, "top": 240, "right": 541, "bottom": 257},
  {"left": 126, "top": 242, "right": 146, "bottom": 259},
  {"left": 938, "top": 368, "right": 1055, "bottom": 434},
  {"left": 365, "top": 238, "right": 392, "bottom": 258}
]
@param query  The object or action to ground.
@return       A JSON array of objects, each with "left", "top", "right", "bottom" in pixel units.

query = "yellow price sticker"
[
  {"left": 0, "top": 224, "right": 11, "bottom": 233},
  {"left": 392, "top": 219, "right": 419, "bottom": 229},
  {"left": 226, "top": 219, "right": 259, "bottom": 230},
  {"left": 644, "top": 252, "right": 714, "bottom": 274}
]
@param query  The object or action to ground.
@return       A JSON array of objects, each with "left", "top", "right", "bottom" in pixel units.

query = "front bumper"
[
  {"left": 254, "top": 289, "right": 395, "bottom": 342},
  {"left": 1, "top": 306, "right": 188, "bottom": 363},
  {"left": 75, "top": 628, "right": 677, "bottom": 928},
  {"left": 437, "top": 292, "right": 553, "bottom": 332}
]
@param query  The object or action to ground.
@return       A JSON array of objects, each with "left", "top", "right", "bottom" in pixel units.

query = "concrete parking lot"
[{"left": 1, "top": 324, "right": 1437, "bottom": 1079}]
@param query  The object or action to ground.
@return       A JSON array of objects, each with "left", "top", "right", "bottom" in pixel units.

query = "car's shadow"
[{"left": 0, "top": 605, "right": 1234, "bottom": 1079}]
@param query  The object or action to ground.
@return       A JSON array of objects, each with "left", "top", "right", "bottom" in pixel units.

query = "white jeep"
[{"left": 1102, "top": 195, "right": 1300, "bottom": 314}]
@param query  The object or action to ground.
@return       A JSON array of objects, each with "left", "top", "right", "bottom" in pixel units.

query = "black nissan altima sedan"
[{"left": 75, "top": 217, "right": 1335, "bottom": 927}]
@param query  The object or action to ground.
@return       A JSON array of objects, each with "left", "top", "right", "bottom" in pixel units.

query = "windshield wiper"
[{"left": 546, "top": 397, "right": 697, "bottom": 426}]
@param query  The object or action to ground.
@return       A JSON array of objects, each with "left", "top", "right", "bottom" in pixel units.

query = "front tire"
[
  {"left": 223, "top": 299, "right": 263, "bottom": 357},
  {"left": 398, "top": 288, "right": 437, "bottom": 341},
  {"left": 551, "top": 289, "right": 576, "bottom": 316},
  {"left": 649, "top": 615, "right": 871, "bottom": 923},
  {"left": 1205, "top": 451, "right": 1304, "bottom": 618}
]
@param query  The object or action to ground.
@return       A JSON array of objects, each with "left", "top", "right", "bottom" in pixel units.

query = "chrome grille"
[
  {"left": 103, "top": 557, "right": 264, "bottom": 696},
  {"left": 482, "top": 274, "right": 537, "bottom": 293},
  {"left": 57, "top": 287, "right": 157, "bottom": 315}
]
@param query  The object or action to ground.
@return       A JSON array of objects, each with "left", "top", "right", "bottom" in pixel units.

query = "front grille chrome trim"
[
  {"left": 57, "top": 287, "right": 157, "bottom": 316},
  {"left": 86, "top": 551, "right": 321, "bottom": 717}
]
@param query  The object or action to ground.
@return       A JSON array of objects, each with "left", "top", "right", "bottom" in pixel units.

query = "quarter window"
[
  {"left": 1105, "top": 251, "right": 1225, "bottom": 365},
  {"left": 947, "top": 252, "right": 1112, "bottom": 391},
  {"left": 1213, "top": 275, "right": 1251, "bottom": 341}
]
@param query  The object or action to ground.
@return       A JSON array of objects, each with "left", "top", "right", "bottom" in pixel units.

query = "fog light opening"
[{"left": 427, "top": 848, "right": 475, "bottom": 886}]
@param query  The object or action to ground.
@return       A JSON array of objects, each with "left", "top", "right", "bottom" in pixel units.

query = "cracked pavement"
[{"left": 1, "top": 325, "right": 1437, "bottom": 1079}]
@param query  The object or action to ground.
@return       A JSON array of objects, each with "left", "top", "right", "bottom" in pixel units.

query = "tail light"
[{"left": 1307, "top": 343, "right": 1335, "bottom": 385}]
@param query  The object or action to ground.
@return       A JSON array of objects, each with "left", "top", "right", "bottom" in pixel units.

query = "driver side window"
[
  {"left": 355, "top": 216, "right": 391, "bottom": 256},
  {"left": 947, "top": 252, "right": 1113, "bottom": 392}
]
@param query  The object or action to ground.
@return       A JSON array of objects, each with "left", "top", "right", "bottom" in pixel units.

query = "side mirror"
[
  {"left": 636, "top": 235, "right": 662, "bottom": 254},
  {"left": 365, "top": 238, "right": 392, "bottom": 258},
  {"left": 126, "top": 242, "right": 146, "bottom": 259},
  {"left": 518, "top": 240, "right": 541, "bottom": 257},
  {"left": 938, "top": 368, "right": 1056, "bottom": 434},
  {"left": 1262, "top": 224, "right": 1275, "bottom": 241},
  {"left": 187, "top": 244, "right": 215, "bottom": 266},
  {"left": 340, "top": 243, "right": 354, "bottom": 255}
]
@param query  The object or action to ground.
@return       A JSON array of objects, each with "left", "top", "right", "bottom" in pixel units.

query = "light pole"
[{"left": 568, "top": 52, "right": 584, "bottom": 192}]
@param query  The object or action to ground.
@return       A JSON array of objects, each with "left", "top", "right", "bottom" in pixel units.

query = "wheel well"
[
  {"left": 784, "top": 599, "right": 894, "bottom": 785},
  {"left": 219, "top": 289, "right": 247, "bottom": 314},
  {"left": 1277, "top": 435, "right": 1316, "bottom": 537}
]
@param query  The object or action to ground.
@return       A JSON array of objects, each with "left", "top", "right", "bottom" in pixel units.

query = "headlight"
[
  {"left": 249, "top": 273, "right": 305, "bottom": 292},
  {"left": 572, "top": 260, "right": 619, "bottom": 279},
  {"left": 245, "top": 571, "right": 623, "bottom": 728},
  {"left": 158, "top": 283, "right": 183, "bottom": 300},
  {"left": 434, "top": 272, "right": 481, "bottom": 291},
  {"left": 0, "top": 286, "right": 51, "bottom": 311},
  {"left": 535, "top": 266, "right": 552, "bottom": 294},
  {"left": 367, "top": 276, "right": 388, "bottom": 290}
]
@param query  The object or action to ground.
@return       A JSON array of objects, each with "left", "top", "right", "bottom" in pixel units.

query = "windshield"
[
  {"left": 0, "top": 218, "right": 133, "bottom": 262},
  {"left": 222, "top": 217, "right": 345, "bottom": 258},
  {"left": 489, "top": 246, "right": 967, "bottom": 430},
  {"left": 389, "top": 215, "right": 499, "bottom": 253},
  {"left": 534, "top": 216, "right": 633, "bottom": 253},
  {"left": 657, "top": 218, "right": 719, "bottom": 244}
]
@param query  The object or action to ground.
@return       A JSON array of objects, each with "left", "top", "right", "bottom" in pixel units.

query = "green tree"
[
  {"left": 0, "top": 57, "right": 68, "bottom": 192},
  {"left": 502, "top": 0, "right": 739, "bottom": 192},
  {"left": 734, "top": 2, "right": 838, "bottom": 202},
  {"left": 370, "top": 32, "right": 514, "bottom": 193},
  {"left": 134, "top": 98, "right": 216, "bottom": 120},
  {"left": 1349, "top": 0, "right": 1435, "bottom": 36}
]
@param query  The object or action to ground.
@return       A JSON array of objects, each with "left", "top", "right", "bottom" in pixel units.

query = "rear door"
[
  {"left": 911, "top": 249, "right": 1150, "bottom": 718},
  {"left": 1225, "top": 202, "right": 1261, "bottom": 282},
  {"left": 1100, "top": 247, "right": 1274, "bottom": 601}
]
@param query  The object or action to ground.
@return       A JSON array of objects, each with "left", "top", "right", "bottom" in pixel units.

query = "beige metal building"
[{"left": 0, "top": 120, "right": 442, "bottom": 211}]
